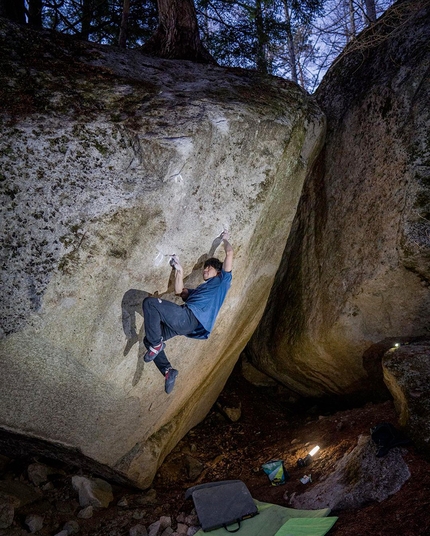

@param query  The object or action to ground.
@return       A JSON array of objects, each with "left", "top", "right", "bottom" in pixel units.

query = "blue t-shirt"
[{"left": 184, "top": 269, "right": 232, "bottom": 339}]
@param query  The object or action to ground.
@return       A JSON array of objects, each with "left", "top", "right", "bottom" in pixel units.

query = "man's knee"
[{"left": 142, "top": 296, "right": 156, "bottom": 313}]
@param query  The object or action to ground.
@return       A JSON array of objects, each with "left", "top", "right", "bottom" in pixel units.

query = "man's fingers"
[{"left": 170, "top": 254, "right": 183, "bottom": 270}]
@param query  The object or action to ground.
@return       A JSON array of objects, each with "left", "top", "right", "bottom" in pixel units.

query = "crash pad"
[
  {"left": 274, "top": 517, "right": 338, "bottom": 536},
  {"left": 194, "top": 499, "right": 337, "bottom": 535}
]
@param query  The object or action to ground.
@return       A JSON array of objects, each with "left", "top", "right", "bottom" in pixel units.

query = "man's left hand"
[{"left": 170, "top": 255, "right": 182, "bottom": 271}]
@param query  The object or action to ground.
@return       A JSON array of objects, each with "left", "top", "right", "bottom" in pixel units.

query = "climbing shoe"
[
  {"left": 143, "top": 341, "right": 165, "bottom": 363},
  {"left": 165, "top": 368, "right": 178, "bottom": 394}
]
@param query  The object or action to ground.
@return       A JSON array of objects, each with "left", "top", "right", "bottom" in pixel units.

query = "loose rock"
[
  {"left": 185, "top": 456, "right": 204, "bottom": 481},
  {"left": 27, "top": 464, "right": 51, "bottom": 486},
  {"left": 133, "top": 511, "right": 145, "bottom": 520},
  {"left": 184, "top": 514, "right": 199, "bottom": 526},
  {"left": 148, "top": 520, "right": 160, "bottom": 536},
  {"left": 176, "top": 523, "right": 189, "bottom": 535},
  {"left": 77, "top": 505, "right": 93, "bottom": 519},
  {"left": 159, "top": 516, "right": 171, "bottom": 530},
  {"left": 0, "top": 494, "right": 15, "bottom": 529},
  {"left": 63, "top": 520, "right": 80, "bottom": 534},
  {"left": 117, "top": 497, "right": 129, "bottom": 508},
  {"left": 0, "top": 481, "right": 40, "bottom": 508},
  {"left": 25, "top": 514, "right": 44, "bottom": 533},
  {"left": 71, "top": 476, "right": 113, "bottom": 508},
  {"left": 137, "top": 489, "right": 157, "bottom": 506},
  {"left": 129, "top": 525, "right": 148, "bottom": 536}
]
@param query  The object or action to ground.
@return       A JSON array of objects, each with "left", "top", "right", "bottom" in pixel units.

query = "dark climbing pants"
[{"left": 142, "top": 297, "right": 200, "bottom": 375}]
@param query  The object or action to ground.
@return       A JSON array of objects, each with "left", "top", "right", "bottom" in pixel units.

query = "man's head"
[{"left": 203, "top": 257, "right": 222, "bottom": 280}]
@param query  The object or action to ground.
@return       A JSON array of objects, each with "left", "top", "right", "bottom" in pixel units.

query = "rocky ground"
[{"left": 1, "top": 365, "right": 430, "bottom": 536}]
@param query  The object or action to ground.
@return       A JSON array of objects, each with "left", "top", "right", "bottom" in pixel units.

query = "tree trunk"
[
  {"left": 0, "top": 0, "right": 25, "bottom": 24},
  {"left": 255, "top": 0, "right": 268, "bottom": 73},
  {"left": 28, "top": 0, "right": 43, "bottom": 28},
  {"left": 364, "top": 0, "right": 377, "bottom": 23},
  {"left": 118, "top": 0, "right": 130, "bottom": 48},
  {"left": 81, "top": 0, "right": 95, "bottom": 39},
  {"left": 141, "top": 0, "right": 215, "bottom": 63},
  {"left": 282, "top": 0, "right": 298, "bottom": 84},
  {"left": 349, "top": 0, "right": 356, "bottom": 36}
]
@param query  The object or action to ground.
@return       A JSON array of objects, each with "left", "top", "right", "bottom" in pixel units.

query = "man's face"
[{"left": 203, "top": 264, "right": 218, "bottom": 280}]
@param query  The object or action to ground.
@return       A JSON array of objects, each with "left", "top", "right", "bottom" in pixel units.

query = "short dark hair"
[{"left": 204, "top": 257, "right": 223, "bottom": 272}]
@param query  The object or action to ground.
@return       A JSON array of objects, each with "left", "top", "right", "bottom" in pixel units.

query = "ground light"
[{"left": 297, "top": 445, "right": 320, "bottom": 467}]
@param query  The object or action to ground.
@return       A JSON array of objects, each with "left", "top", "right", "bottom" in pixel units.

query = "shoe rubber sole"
[{"left": 165, "top": 369, "right": 178, "bottom": 394}]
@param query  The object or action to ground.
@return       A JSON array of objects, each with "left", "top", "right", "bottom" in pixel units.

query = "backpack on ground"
[{"left": 371, "top": 422, "right": 411, "bottom": 457}]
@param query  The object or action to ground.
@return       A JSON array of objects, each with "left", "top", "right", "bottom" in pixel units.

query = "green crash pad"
[
  {"left": 194, "top": 499, "right": 337, "bottom": 536},
  {"left": 274, "top": 517, "right": 338, "bottom": 536}
]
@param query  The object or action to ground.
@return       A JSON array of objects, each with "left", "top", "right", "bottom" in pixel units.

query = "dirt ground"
[
  {"left": 3, "top": 366, "right": 430, "bottom": 536},
  {"left": 152, "top": 366, "right": 430, "bottom": 536}
]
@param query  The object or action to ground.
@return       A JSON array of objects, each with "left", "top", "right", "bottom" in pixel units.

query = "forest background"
[{"left": 1, "top": 0, "right": 395, "bottom": 92}]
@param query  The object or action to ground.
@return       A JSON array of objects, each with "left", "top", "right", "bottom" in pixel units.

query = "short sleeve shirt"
[{"left": 184, "top": 269, "right": 232, "bottom": 339}]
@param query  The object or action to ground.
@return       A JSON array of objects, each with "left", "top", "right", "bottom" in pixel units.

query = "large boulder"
[
  {"left": 248, "top": 0, "right": 430, "bottom": 397},
  {"left": 383, "top": 340, "right": 430, "bottom": 458},
  {"left": 0, "top": 21, "right": 325, "bottom": 487},
  {"left": 289, "top": 435, "right": 410, "bottom": 511}
]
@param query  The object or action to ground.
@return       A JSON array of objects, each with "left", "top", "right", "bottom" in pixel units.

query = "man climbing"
[{"left": 142, "top": 231, "right": 233, "bottom": 394}]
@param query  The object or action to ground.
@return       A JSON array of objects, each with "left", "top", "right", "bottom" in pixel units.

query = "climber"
[{"left": 142, "top": 231, "right": 233, "bottom": 394}]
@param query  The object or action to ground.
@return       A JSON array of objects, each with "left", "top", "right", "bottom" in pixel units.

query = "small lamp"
[{"left": 297, "top": 446, "right": 320, "bottom": 467}]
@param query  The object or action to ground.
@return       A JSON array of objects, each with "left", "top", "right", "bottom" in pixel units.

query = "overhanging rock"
[{"left": 0, "top": 20, "right": 325, "bottom": 487}]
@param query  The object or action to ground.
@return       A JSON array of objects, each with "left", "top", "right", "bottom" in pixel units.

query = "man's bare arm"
[
  {"left": 170, "top": 255, "right": 185, "bottom": 296},
  {"left": 221, "top": 231, "right": 233, "bottom": 272}
]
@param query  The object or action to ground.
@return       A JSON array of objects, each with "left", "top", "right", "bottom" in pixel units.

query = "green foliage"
[
  {"left": 196, "top": 0, "right": 323, "bottom": 84},
  {"left": 41, "top": 0, "right": 158, "bottom": 46},
  {"left": 9, "top": 0, "right": 395, "bottom": 91}
]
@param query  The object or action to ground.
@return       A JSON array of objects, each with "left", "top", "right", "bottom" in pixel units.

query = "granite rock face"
[
  {"left": 383, "top": 341, "right": 430, "bottom": 458},
  {"left": 248, "top": 0, "right": 430, "bottom": 397},
  {"left": 289, "top": 435, "right": 410, "bottom": 510},
  {"left": 0, "top": 21, "right": 324, "bottom": 487}
]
